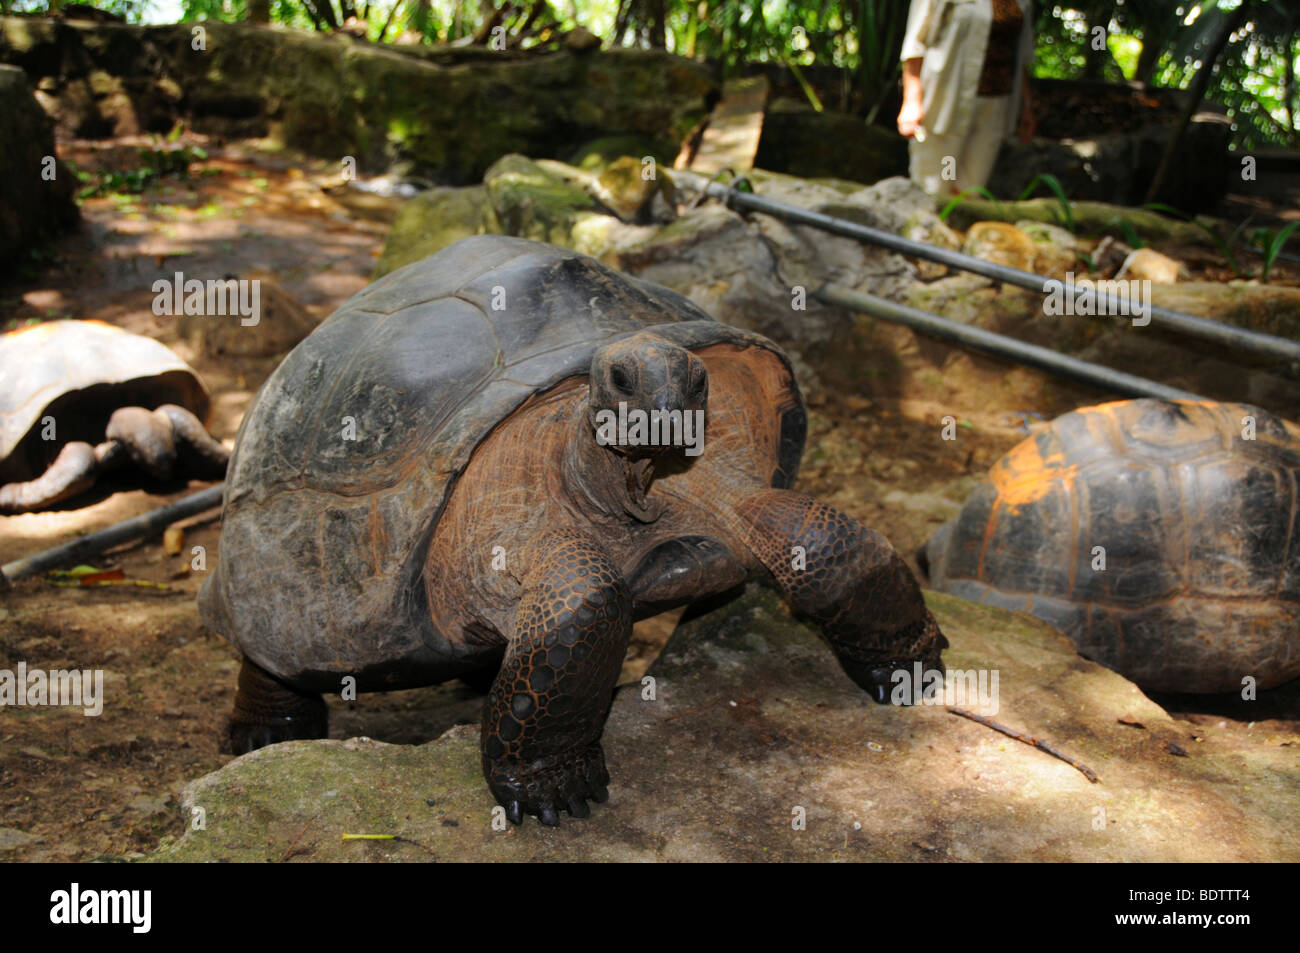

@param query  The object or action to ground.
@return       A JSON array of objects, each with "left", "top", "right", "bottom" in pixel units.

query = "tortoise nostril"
[{"left": 653, "top": 390, "right": 684, "bottom": 413}]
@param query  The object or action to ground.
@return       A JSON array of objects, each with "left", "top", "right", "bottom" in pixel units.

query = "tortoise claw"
[{"left": 485, "top": 743, "right": 610, "bottom": 826}]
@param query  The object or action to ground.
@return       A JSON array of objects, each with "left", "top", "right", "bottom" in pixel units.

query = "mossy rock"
[
  {"left": 568, "top": 134, "right": 675, "bottom": 173},
  {"left": 940, "top": 196, "right": 1210, "bottom": 245},
  {"left": 483, "top": 153, "right": 602, "bottom": 246},
  {"left": 372, "top": 185, "right": 489, "bottom": 280},
  {"left": 754, "top": 105, "right": 908, "bottom": 186},
  {"left": 150, "top": 584, "right": 1297, "bottom": 862},
  {"left": 0, "top": 19, "right": 715, "bottom": 183}
]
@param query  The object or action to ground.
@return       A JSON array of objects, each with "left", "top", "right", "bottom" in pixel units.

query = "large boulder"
[
  {"left": 372, "top": 185, "right": 490, "bottom": 279},
  {"left": 150, "top": 585, "right": 1297, "bottom": 862},
  {"left": 481, "top": 154, "right": 604, "bottom": 245},
  {"left": 0, "top": 18, "right": 715, "bottom": 183},
  {"left": 0, "top": 63, "right": 76, "bottom": 265},
  {"left": 754, "top": 102, "right": 909, "bottom": 186}
]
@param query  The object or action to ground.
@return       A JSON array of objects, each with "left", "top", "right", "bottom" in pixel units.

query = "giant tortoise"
[
  {"left": 922, "top": 398, "right": 1300, "bottom": 693},
  {"left": 200, "top": 235, "right": 947, "bottom": 826},
  {"left": 0, "top": 320, "right": 229, "bottom": 513}
]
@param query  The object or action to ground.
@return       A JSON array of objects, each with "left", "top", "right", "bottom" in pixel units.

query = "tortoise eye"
[{"left": 610, "top": 365, "right": 634, "bottom": 393}]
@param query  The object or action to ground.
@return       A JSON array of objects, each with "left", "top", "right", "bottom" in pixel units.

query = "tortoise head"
[{"left": 588, "top": 331, "right": 708, "bottom": 458}]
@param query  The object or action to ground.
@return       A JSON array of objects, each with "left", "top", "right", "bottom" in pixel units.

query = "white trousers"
[{"left": 909, "top": 94, "right": 1013, "bottom": 196}]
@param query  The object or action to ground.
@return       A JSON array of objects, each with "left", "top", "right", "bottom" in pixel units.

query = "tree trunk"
[
  {"left": 1082, "top": 1, "right": 1117, "bottom": 79},
  {"left": 649, "top": 0, "right": 666, "bottom": 48},
  {"left": 1144, "top": 1, "right": 1252, "bottom": 205},
  {"left": 302, "top": 0, "right": 339, "bottom": 29},
  {"left": 1286, "top": 24, "right": 1298, "bottom": 138}
]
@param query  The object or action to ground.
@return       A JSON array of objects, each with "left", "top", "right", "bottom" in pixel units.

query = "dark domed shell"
[
  {"left": 200, "top": 236, "right": 795, "bottom": 685},
  {"left": 924, "top": 399, "right": 1300, "bottom": 692}
]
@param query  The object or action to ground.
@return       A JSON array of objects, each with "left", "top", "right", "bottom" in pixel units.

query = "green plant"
[
  {"left": 1017, "top": 173, "right": 1074, "bottom": 233},
  {"left": 1111, "top": 218, "right": 1148, "bottom": 249},
  {"left": 938, "top": 187, "right": 1008, "bottom": 223},
  {"left": 69, "top": 145, "right": 208, "bottom": 200},
  {"left": 1252, "top": 221, "right": 1300, "bottom": 282},
  {"left": 1144, "top": 202, "right": 1252, "bottom": 278}
]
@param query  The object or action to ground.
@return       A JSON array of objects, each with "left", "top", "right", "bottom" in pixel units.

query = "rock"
[
  {"left": 0, "top": 18, "right": 715, "bottom": 184},
  {"left": 1015, "top": 219, "right": 1081, "bottom": 278},
  {"left": 567, "top": 135, "right": 673, "bottom": 173},
  {"left": 1115, "top": 247, "right": 1184, "bottom": 284},
  {"left": 564, "top": 26, "right": 600, "bottom": 53},
  {"left": 150, "top": 585, "right": 1298, "bottom": 862},
  {"left": 988, "top": 117, "right": 1229, "bottom": 212},
  {"left": 372, "top": 185, "right": 489, "bottom": 279},
  {"left": 178, "top": 276, "right": 319, "bottom": 357},
  {"left": 0, "top": 64, "right": 77, "bottom": 266},
  {"left": 596, "top": 156, "right": 673, "bottom": 223},
  {"left": 941, "top": 196, "right": 1209, "bottom": 246},
  {"left": 902, "top": 271, "right": 1300, "bottom": 412},
  {"left": 754, "top": 102, "right": 909, "bottom": 186},
  {"left": 482, "top": 154, "right": 604, "bottom": 246},
  {"left": 0, "top": 827, "right": 42, "bottom": 850},
  {"left": 1090, "top": 235, "right": 1134, "bottom": 276},
  {"left": 962, "top": 222, "right": 1038, "bottom": 272},
  {"left": 613, "top": 170, "right": 924, "bottom": 350},
  {"left": 1149, "top": 281, "right": 1300, "bottom": 341}
]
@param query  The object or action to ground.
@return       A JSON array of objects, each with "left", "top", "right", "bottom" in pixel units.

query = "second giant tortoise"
[
  {"left": 0, "top": 320, "right": 229, "bottom": 513},
  {"left": 200, "top": 236, "right": 947, "bottom": 826},
  {"left": 922, "top": 398, "right": 1300, "bottom": 693}
]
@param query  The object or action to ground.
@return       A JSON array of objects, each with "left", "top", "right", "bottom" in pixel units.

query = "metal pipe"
[
  {"left": 673, "top": 170, "right": 1300, "bottom": 365},
  {"left": 1, "top": 484, "right": 224, "bottom": 584},
  {"left": 814, "top": 283, "right": 1205, "bottom": 402}
]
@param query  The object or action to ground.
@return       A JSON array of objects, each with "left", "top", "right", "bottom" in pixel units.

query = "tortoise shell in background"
[
  {"left": 0, "top": 320, "right": 209, "bottom": 485},
  {"left": 923, "top": 399, "right": 1300, "bottom": 693}
]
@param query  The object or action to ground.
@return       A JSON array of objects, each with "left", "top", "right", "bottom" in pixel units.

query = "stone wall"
[{"left": 0, "top": 17, "right": 715, "bottom": 183}]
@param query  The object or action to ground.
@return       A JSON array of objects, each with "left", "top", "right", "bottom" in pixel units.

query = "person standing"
[{"left": 897, "top": 0, "right": 1037, "bottom": 196}]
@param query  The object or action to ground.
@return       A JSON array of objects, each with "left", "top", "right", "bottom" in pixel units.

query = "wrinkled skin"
[{"left": 0, "top": 404, "right": 228, "bottom": 513}]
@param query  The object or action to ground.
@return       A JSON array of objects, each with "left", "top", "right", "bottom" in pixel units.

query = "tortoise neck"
[{"left": 562, "top": 416, "right": 664, "bottom": 524}]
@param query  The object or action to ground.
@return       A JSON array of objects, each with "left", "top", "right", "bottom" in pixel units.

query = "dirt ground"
[{"left": 0, "top": 136, "right": 1294, "bottom": 861}]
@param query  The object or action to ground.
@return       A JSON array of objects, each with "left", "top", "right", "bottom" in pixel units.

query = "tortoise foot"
[
  {"left": 223, "top": 657, "right": 328, "bottom": 754},
  {"left": 224, "top": 712, "right": 329, "bottom": 754},
  {"left": 486, "top": 743, "right": 610, "bottom": 827},
  {"left": 838, "top": 621, "right": 949, "bottom": 706},
  {"left": 842, "top": 656, "right": 947, "bottom": 705}
]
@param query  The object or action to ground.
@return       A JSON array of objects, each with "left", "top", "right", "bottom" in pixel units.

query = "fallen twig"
[
  {"left": 278, "top": 818, "right": 314, "bottom": 862},
  {"left": 947, "top": 706, "right": 1099, "bottom": 783}
]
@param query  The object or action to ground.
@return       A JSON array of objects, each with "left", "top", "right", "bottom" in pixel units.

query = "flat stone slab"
[{"left": 152, "top": 587, "right": 1297, "bottom": 862}]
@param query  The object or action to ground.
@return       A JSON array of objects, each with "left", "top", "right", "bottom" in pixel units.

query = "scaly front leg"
[
  {"left": 735, "top": 489, "right": 947, "bottom": 702},
  {"left": 482, "top": 531, "right": 632, "bottom": 826}
]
